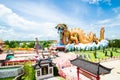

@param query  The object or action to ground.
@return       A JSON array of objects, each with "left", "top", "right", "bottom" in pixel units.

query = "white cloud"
[
  {"left": 0, "top": 2, "right": 90, "bottom": 41},
  {"left": 0, "top": 4, "right": 12, "bottom": 16},
  {"left": 81, "top": 0, "right": 111, "bottom": 5},
  {"left": 0, "top": 1, "right": 119, "bottom": 41},
  {"left": 97, "top": 14, "right": 120, "bottom": 27},
  {"left": 0, "top": 3, "right": 83, "bottom": 41},
  {"left": 12, "top": 2, "right": 73, "bottom": 23},
  {"left": 93, "top": 14, "right": 120, "bottom": 39},
  {"left": 81, "top": 0, "right": 101, "bottom": 4},
  {"left": 97, "top": 19, "right": 111, "bottom": 24},
  {"left": 0, "top": 4, "right": 58, "bottom": 40}
]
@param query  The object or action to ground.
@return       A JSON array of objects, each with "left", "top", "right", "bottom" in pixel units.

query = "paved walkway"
[{"left": 100, "top": 60, "right": 120, "bottom": 80}]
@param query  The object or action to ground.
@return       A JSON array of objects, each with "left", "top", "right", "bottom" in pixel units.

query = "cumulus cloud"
[
  {"left": 0, "top": 3, "right": 89, "bottom": 40},
  {"left": 0, "top": 4, "right": 58, "bottom": 40},
  {"left": 0, "top": 0, "right": 119, "bottom": 40}
]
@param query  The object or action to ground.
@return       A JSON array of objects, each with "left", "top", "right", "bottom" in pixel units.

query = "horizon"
[{"left": 0, "top": 0, "right": 120, "bottom": 41}]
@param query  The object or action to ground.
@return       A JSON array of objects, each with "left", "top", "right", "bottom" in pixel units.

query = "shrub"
[
  {"left": 93, "top": 52, "right": 98, "bottom": 58},
  {"left": 22, "top": 61, "right": 36, "bottom": 80},
  {"left": 110, "top": 51, "right": 113, "bottom": 58},
  {"left": 53, "top": 66, "right": 59, "bottom": 76}
]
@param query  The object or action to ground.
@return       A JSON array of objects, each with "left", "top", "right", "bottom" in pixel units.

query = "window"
[
  {"left": 37, "top": 70, "right": 40, "bottom": 76},
  {"left": 49, "top": 68, "right": 52, "bottom": 74},
  {"left": 42, "top": 66, "right": 48, "bottom": 75}
]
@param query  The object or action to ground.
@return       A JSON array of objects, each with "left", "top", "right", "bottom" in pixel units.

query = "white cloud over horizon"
[
  {"left": 0, "top": 4, "right": 58, "bottom": 40},
  {"left": 0, "top": 0, "right": 120, "bottom": 41}
]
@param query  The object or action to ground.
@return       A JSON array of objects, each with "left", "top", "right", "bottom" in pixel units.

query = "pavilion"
[{"left": 70, "top": 57, "right": 112, "bottom": 80}]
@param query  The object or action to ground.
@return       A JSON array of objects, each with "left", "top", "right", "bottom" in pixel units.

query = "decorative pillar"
[{"left": 77, "top": 67, "right": 80, "bottom": 80}]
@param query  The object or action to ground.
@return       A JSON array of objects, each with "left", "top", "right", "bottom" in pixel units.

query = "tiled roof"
[
  {"left": 70, "top": 57, "right": 111, "bottom": 75},
  {"left": 34, "top": 59, "right": 54, "bottom": 69}
]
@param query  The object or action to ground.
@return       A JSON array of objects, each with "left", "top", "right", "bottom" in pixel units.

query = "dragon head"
[{"left": 55, "top": 24, "right": 68, "bottom": 31}]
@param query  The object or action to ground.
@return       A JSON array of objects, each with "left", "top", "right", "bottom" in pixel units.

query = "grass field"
[
  {"left": 74, "top": 47, "right": 120, "bottom": 62},
  {"left": 0, "top": 77, "right": 14, "bottom": 80},
  {"left": 57, "top": 76, "right": 65, "bottom": 80}
]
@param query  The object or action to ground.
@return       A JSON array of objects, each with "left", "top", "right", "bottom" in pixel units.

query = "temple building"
[{"left": 34, "top": 59, "right": 54, "bottom": 80}]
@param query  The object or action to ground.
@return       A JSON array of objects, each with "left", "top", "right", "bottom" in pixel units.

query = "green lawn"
[
  {"left": 74, "top": 48, "right": 120, "bottom": 62},
  {"left": 0, "top": 77, "right": 15, "bottom": 80},
  {"left": 56, "top": 76, "right": 65, "bottom": 80}
]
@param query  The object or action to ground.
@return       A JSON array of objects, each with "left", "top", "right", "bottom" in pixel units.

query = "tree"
[
  {"left": 43, "top": 41, "right": 52, "bottom": 48},
  {"left": 21, "top": 42, "right": 27, "bottom": 48},
  {"left": 28, "top": 41, "right": 35, "bottom": 48}
]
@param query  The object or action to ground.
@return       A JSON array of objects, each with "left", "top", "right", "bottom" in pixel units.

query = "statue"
[
  {"left": 55, "top": 24, "right": 101, "bottom": 45},
  {"left": 100, "top": 27, "right": 105, "bottom": 41}
]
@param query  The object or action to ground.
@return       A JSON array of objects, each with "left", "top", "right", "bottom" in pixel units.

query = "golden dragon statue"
[{"left": 55, "top": 24, "right": 104, "bottom": 45}]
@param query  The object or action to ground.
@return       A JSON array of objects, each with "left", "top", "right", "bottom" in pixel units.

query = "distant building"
[
  {"left": 0, "top": 39, "right": 4, "bottom": 54},
  {"left": 0, "top": 54, "right": 7, "bottom": 66}
]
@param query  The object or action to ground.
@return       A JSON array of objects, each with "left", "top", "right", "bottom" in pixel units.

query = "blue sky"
[{"left": 0, "top": 0, "right": 120, "bottom": 41}]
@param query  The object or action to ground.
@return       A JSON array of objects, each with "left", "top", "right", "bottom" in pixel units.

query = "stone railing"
[{"left": 13, "top": 73, "right": 24, "bottom": 80}]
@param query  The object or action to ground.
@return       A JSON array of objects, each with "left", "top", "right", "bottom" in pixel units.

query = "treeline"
[
  {"left": 108, "top": 39, "right": 120, "bottom": 48},
  {"left": 4, "top": 40, "right": 54, "bottom": 48},
  {"left": 3, "top": 39, "right": 120, "bottom": 49}
]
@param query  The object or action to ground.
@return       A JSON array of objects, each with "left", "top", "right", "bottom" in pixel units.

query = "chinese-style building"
[
  {"left": 34, "top": 59, "right": 54, "bottom": 80},
  {"left": 70, "top": 57, "right": 112, "bottom": 80}
]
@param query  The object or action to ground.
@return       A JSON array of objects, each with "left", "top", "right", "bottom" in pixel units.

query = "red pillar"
[
  {"left": 96, "top": 75, "right": 100, "bottom": 80},
  {"left": 77, "top": 67, "right": 80, "bottom": 80}
]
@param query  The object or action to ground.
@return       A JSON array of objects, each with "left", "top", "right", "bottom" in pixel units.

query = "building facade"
[{"left": 34, "top": 59, "right": 54, "bottom": 80}]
